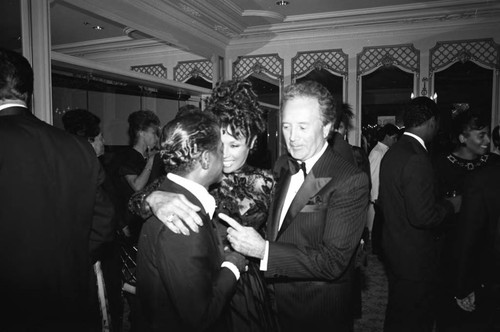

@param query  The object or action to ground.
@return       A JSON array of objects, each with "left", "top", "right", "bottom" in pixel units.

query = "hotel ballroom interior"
[{"left": 2, "top": 0, "right": 500, "bottom": 331}]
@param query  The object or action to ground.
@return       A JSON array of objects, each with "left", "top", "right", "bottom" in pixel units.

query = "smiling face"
[
  {"left": 281, "top": 96, "right": 331, "bottom": 162},
  {"left": 220, "top": 127, "right": 254, "bottom": 173},
  {"left": 460, "top": 127, "right": 491, "bottom": 157}
]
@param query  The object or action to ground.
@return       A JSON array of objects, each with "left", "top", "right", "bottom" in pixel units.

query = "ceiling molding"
[{"left": 242, "top": 10, "right": 285, "bottom": 22}]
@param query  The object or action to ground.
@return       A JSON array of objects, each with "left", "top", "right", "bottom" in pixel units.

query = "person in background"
[
  {"left": 62, "top": 108, "right": 123, "bottom": 332},
  {"left": 379, "top": 97, "right": 461, "bottom": 332},
  {"left": 0, "top": 48, "right": 114, "bottom": 331},
  {"left": 433, "top": 109, "right": 490, "bottom": 332},
  {"left": 451, "top": 123, "right": 500, "bottom": 332},
  {"left": 115, "top": 109, "right": 161, "bottom": 242},
  {"left": 129, "top": 79, "right": 280, "bottom": 332},
  {"left": 224, "top": 81, "right": 369, "bottom": 332},
  {"left": 368, "top": 123, "right": 399, "bottom": 257},
  {"left": 329, "top": 102, "right": 356, "bottom": 165},
  {"left": 135, "top": 111, "right": 247, "bottom": 332}
]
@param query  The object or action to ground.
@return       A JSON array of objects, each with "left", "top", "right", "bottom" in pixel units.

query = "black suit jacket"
[
  {"left": 135, "top": 177, "right": 237, "bottom": 332},
  {"left": 266, "top": 146, "right": 369, "bottom": 331},
  {"left": 379, "top": 134, "right": 454, "bottom": 281},
  {"left": 454, "top": 153, "right": 500, "bottom": 298},
  {"left": 0, "top": 107, "right": 114, "bottom": 330}
]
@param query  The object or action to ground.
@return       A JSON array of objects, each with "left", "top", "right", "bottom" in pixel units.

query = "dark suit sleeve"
[
  {"left": 156, "top": 220, "right": 237, "bottom": 330},
  {"left": 402, "top": 153, "right": 453, "bottom": 229},
  {"left": 267, "top": 171, "right": 369, "bottom": 280},
  {"left": 89, "top": 154, "right": 115, "bottom": 261},
  {"left": 454, "top": 173, "right": 486, "bottom": 298}
]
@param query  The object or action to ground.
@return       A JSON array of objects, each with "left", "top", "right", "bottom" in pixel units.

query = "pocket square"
[{"left": 306, "top": 195, "right": 323, "bottom": 206}]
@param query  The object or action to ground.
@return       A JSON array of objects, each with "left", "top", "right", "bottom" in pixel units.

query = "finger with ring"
[{"left": 166, "top": 213, "right": 175, "bottom": 222}]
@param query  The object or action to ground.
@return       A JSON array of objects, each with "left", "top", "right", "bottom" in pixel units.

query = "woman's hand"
[{"left": 146, "top": 191, "right": 204, "bottom": 235}]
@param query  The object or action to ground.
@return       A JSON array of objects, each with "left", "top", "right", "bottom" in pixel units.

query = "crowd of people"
[{"left": 1, "top": 47, "right": 499, "bottom": 332}]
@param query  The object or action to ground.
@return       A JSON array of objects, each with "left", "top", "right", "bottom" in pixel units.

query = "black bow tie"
[{"left": 288, "top": 158, "right": 307, "bottom": 177}]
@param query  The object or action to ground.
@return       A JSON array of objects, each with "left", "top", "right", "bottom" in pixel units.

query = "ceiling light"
[
  {"left": 276, "top": 1, "right": 289, "bottom": 6},
  {"left": 93, "top": 25, "right": 104, "bottom": 30}
]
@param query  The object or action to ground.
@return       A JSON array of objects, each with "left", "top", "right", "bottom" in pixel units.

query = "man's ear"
[
  {"left": 323, "top": 123, "right": 333, "bottom": 139},
  {"left": 250, "top": 136, "right": 257, "bottom": 150},
  {"left": 200, "top": 150, "right": 210, "bottom": 170},
  {"left": 458, "top": 133, "right": 466, "bottom": 144}
]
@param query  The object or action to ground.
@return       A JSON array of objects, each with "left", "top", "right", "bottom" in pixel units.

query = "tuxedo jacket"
[
  {"left": 379, "top": 134, "right": 454, "bottom": 282},
  {"left": 0, "top": 107, "right": 114, "bottom": 330},
  {"left": 135, "top": 177, "right": 237, "bottom": 332},
  {"left": 454, "top": 153, "right": 500, "bottom": 298},
  {"left": 266, "top": 146, "right": 369, "bottom": 331}
]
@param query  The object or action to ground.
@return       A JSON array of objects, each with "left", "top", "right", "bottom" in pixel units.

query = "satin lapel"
[
  {"left": 269, "top": 172, "right": 292, "bottom": 241},
  {"left": 277, "top": 171, "right": 330, "bottom": 238}
]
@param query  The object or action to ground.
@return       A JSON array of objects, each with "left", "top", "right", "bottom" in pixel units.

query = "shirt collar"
[
  {"left": 0, "top": 103, "right": 27, "bottom": 111},
  {"left": 301, "top": 142, "right": 329, "bottom": 174},
  {"left": 404, "top": 132, "right": 427, "bottom": 151},
  {"left": 167, "top": 173, "right": 216, "bottom": 218}
]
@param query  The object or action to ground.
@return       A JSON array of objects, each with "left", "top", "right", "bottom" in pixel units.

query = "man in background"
[
  {"left": 379, "top": 97, "right": 460, "bottom": 331},
  {"left": 0, "top": 49, "right": 114, "bottom": 331},
  {"left": 368, "top": 123, "right": 399, "bottom": 256}
]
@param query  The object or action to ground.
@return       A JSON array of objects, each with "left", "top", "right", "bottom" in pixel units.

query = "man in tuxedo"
[
  {"left": 452, "top": 124, "right": 500, "bottom": 331},
  {"left": 224, "top": 81, "right": 369, "bottom": 331},
  {"left": 379, "top": 97, "right": 460, "bottom": 332},
  {"left": 0, "top": 49, "right": 114, "bottom": 331}
]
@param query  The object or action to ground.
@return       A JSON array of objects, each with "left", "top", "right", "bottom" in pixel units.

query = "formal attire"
[
  {"left": 379, "top": 133, "right": 454, "bottom": 332},
  {"left": 368, "top": 141, "right": 389, "bottom": 255},
  {"left": 433, "top": 152, "right": 490, "bottom": 331},
  {"left": 451, "top": 153, "right": 500, "bottom": 331},
  {"left": 135, "top": 174, "right": 238, "bottom": 332},
  {"left": 264, "top": 144, "right": 369, "bottom": 332},
  {"left": 212, "top": 165, "right": 280, "bottom": 332},
  {"left": 330, "top": 131, "right": 356, "bottom": 165},
  {"left": 130, "top": 165, "right": 279, "bottom": 331},
  {"left": 0, "top": 105, "right": 114, "bottom": 331}
]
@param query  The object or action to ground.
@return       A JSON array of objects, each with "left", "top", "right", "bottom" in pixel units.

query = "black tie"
[{"left": 288, "top": 158, "right": 307, "bottom": 177}]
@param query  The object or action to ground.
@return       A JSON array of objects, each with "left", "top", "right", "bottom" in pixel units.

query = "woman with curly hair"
[{"left": 130, "top": 79, "right": 279, "bottom": 331}]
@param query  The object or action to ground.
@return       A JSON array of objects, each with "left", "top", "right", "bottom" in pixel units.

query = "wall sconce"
[
  {"left": 410, "top": 92, "right": 415, "bottom": 99},
  {"left": 430, "top": 92, "right": 438, "bottom": 103},
  {"left": 421, "top": 77, "right": 428, "bottom": 96}
]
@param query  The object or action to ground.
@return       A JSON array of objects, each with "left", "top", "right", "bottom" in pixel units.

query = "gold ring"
[{"left": 166, "top": 214, "right": 175, "bottom": 222}]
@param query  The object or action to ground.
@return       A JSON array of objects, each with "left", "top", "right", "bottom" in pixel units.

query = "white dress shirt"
[
  {"left": 368, "top": 141, "right": 389, "bottom": 202},
  {"left": 261, "top": 142, "right": 329, "bottom": 271}
]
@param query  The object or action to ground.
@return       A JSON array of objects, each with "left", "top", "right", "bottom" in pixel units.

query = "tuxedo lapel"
[
  {"left": 277, "top": 170, "right": 331, "bottom": 238},
  {"left": 269, "top": 173, "right": 291, "bottom": 241}
]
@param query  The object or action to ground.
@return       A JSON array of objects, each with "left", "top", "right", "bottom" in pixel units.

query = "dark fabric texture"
[
  {"left": 266, "top": 146, "right": 369, "bottom": 332},
  {"left": 0, "top": 107, "right": 114, "bottom": 331}
]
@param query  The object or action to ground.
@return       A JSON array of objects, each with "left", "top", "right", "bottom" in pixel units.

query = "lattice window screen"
[
  {"left": 292, "top": 50, "right": 348, "bottom": 80},
  {"left": 233, "top": 54, "right": 283, "bottom": 80},
  {"left": 130, "top": 64, "right": 167, "bottom": 79},
  {"left": 429, "top": 38, "right": 500, "bottom": 75},
  {"left": 357, "top": 44, "right": 419, "bottom": 77},
  {"left": 174, "top": 60, "right": 213, "bottom": 82}
]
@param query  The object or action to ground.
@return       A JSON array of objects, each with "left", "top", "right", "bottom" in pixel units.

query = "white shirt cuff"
[
  {"left": 259, "top": 241, "right": 269, "bottom": 271},
  {"left": 221, "top": 261, "right": 240, "bottom": 280}
]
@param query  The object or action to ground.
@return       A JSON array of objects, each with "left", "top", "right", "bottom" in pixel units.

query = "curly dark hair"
[
  {"left": 451, "top": 109, "right": 489, "bottom": 145},
  {"left": 204, "top": 79, "right": 265, "bottom": 146},
  {"left": 334, "top": 102, "right": 354, "bottom": 130},
  {"left": 403, "top": 96, "right": 439, "bottom": 128},
  {"left": 62, "top": 109, "right": 101, "bottom": 141},
  {"left": 160, "top": 111, "right": 220, "bottom": 175},
  {"left": 127, "top": 110, "right": 160, "bottom": 145}
]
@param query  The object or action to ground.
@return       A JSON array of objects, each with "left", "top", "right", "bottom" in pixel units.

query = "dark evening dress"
[
  {"left": 211, "top": 164, "right": 279, "bottom": 332},
  {"left": 128, "top": 164, "right": 280, "bottom": 332}
]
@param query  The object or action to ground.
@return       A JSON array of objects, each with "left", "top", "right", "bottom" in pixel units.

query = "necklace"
[{"left": 447, "top": 154, "right": 489, "bottom": 171}]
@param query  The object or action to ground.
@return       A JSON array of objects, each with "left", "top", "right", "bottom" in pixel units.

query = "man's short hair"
[
  {"left": 377, "top": 123, "right": 399, "bottom": 142},
  {"left": 403, "top": 96, "right": 439, "bottom": 128},
  {"left": 282, "top": 80, "right": 336, "bottom": 127},
  {"left": 0, "top": 48, "right": 34, "bottom": 102}
]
